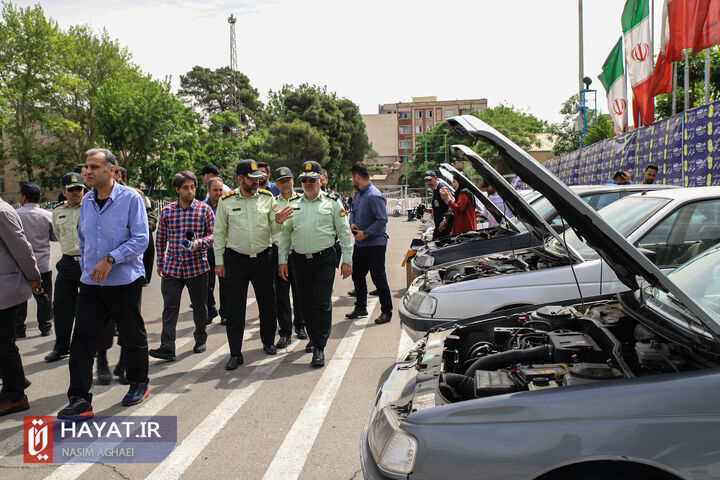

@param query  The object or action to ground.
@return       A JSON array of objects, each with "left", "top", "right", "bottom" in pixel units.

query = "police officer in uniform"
[
  {"left": 278, "top": 161, "right": 353, "bottom": 367},
  {"left": 214, "top": 159, "right": 294, "bottom": 370},
  {"left": 46, "top": 173, "right": 85, "bottom": 362}
]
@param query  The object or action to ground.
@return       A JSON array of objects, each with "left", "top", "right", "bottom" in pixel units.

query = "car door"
[{"left": 635, "top": 198, "right": 720, "bottom": 270}]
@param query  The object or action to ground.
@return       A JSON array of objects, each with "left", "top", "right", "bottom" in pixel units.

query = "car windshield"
[
  {"left": 646, "top": 245, "right": 720, "bottom": 328},
  {"left": 545, "top": 196, "right": 670, "bottom": 260},
  {"left": 510, "top": 196, "right": 556, "bottom": 232}
]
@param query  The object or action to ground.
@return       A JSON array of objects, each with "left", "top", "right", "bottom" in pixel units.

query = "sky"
[{"left": 16, "top": 0, "right": 668, "bottom": 124}]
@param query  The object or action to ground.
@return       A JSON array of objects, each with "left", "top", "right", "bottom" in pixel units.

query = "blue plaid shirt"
[{"left": 156, "top": 199, "right": 215, "bottom": 279}]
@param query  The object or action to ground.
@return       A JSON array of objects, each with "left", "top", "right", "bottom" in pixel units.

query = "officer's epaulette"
[
  {"left": 54, "top": 201, "right": 67, "bottom": 209},
  {"left": 327, "top": 193, "right": 338, "bottom": 200},
  {"left": 289, "top": 194, "right": 301, "bottom": 201},
  {"left": 221, "top": 190, "right": 237, "bottom": 200},
  {"left": 258, "top": 188, "right": 273, "bottom": 196}
]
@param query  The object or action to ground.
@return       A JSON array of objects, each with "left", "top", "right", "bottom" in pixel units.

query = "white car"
[{"left": 400, "top": 118, "right": 720, "bottom": 340}]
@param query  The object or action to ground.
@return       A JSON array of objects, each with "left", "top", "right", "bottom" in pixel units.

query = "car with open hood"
[
  {"left": 410, "top": 182, "right": 675, "bottom": 279},
  {"left": 400, "top": 117, "right": 720, "bottom": 340}
]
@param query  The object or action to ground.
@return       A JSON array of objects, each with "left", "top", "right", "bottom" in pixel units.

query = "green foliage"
[
  {"left": 549, "top": 95, "right": 583, "bottom": 156},
  {"left": 583, "top": 114, "right": 614, "bottom": 147},
  {"left": 262, "top": 119, "right": 329, "bottom": 172},
  {"left": 408, "top": 121, "right": 476, "bottom": 187},
  {"left": 178, "top": 66, "right": 266, "bottom": 130},
  {"left": 655, "top": 46, "right": 720, "bottom": 119},
  {"left": 202, "top": 111, "right": 244, "bottom": 170}
]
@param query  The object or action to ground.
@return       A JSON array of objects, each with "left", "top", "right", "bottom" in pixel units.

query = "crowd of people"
[{"left": 0, "top": 150, "right": 393, "bottom": 419}]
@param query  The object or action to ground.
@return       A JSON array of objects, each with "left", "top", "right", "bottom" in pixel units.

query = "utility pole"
[{"left": 228, "top": 14, "right": 238, "bottom": 114}]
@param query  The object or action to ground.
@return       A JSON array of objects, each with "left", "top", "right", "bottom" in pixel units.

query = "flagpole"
[
  {"left": 705, "top": 49, "right": 710, "bottom": 105},
  {"left": 684, "top": 49, "right": 690, "bottom": 111},
  {"left": 651, "top": 0, "right": 655, "bottom": 112},
  {"left": 672, "top": 61, "right": 677, "bottom": 115}
]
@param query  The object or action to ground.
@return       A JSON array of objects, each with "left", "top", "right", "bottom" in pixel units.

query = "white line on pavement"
[
  {"left": 144, "top": 340, "right": 298, "bottom": 480},
  {"left": 261, "top": 298, "right": 379, "bottom": 480}
]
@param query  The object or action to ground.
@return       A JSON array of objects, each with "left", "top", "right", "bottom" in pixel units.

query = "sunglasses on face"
[
  {"left": 67, "top": 187, "right": 84, "bottom": 192},
  {"left": 301, "top": 178, "right": 317, "bottom": 184}
]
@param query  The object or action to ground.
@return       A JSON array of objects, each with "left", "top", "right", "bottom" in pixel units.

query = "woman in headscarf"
[{"left": 439, "top": 173, "right": 476, "bottom": 235}]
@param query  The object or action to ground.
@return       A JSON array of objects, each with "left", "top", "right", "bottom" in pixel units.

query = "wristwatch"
[{"left": 106, "top": 254, "right": 116, "bottom": 264}]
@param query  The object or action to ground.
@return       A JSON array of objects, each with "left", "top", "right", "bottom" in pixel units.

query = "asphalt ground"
[{"left": 0, "top": 215, "right": 420, "bottom": 480}]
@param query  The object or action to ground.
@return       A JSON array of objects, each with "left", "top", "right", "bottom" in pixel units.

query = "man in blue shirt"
[
  {"left": 345, "top": 163, "right": 393, "bottom": 324},
  {"left": 58, "top": 148, "right": 150, "bottom": 420}
]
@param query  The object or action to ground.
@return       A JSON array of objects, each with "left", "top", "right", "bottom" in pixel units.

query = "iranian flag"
[
  {"left": 599, "top": 38, "right": 628, "bottom": 136},
  {"left": 622, "top": 0, "right": 654, "bottom": 127}
]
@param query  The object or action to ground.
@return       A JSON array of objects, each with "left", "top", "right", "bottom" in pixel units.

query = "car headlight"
[
  {"left": 414, "top": 253, "right": 434, "bottom": 268},
  {"left": 368, "top": 406, "right": 418, "bottom": 478},
  {"left": 404, "top": 291, "right": 437, "bottom": 316}
]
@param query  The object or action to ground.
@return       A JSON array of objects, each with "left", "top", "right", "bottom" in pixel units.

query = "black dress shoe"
[
  {"left": 226, "top": 354, "right": 244, "bottom": 370},
  {"left": 347, "top": 289, "right": 356, "bottom": 297},
  {"left": 45, "top": 350, "right": 67, "bottom": 362},
  {"left": 305, "top": 340, "right": 314, "bottom": 353},
  {"left": 276, "top": 335, "right": 291, "bottom": 349},
  {"left": 369, "top": 289, "right": 379, "bottom": 296},
  {"left": 345, "top": 309, "right": 368, "bottom": 319},
  {"left": 295, "top": 327, "right": 308, "bottom": 340},
  {"left": 220, "top": 317, "right": 227, "bottom": 325},
  {"left": 40, "top": 329, "right": 51, "bottom": 337},
  {"left": 149, "top": 347, "right": 176, "bottom": 361},
  {"left": 206, "top": 310, "right": 218, "bottom": 325},
  {"left": 263, "top": 344, "right": 277, "bottom": 355},
  {"left": 193, "top": 343, "right": 206, "bottom": 354},
  {"left": 311, "top": 347, "right": 325, "bottom": 367},
  {"left": 374, "top": 312, "right": 392, "bottom": 324}
]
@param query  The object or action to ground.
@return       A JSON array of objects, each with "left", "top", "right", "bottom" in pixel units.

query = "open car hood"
[
  {"left": 445, "top": 114, "right": 702, "bottom": 301},
  {"left": 438, "top": 162, "right": 518, "bottom": 232},
  {"left": 450, "top": 145, "right": 567, "bottom": 251}
]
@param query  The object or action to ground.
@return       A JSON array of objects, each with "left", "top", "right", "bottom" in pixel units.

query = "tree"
[
  {"left": 408, "top": 121, "right": 477, "bottom": 187},
  {"left": 583, "top": 114, "right": 614, "bottom": 147},
  {"left": 549, "top": 95, "right": 583, "bottom": 156},
  {"left": 262, "top": 119, "right": 329, "bottom": 172},
  {"left": 96, "top": 75, "right": 204, "bottom": 195},
  {"left": 0, "top": 3, "right": 71, "bottom": 183},
  {"left": 178, "top": 66, "right": 266, "bottom": 130},
  {"left": 655, "top": 46, "right": 720, "bottom": 119},
  {"left": 202, "top": 111, "right": 244, "bottom": 169}
]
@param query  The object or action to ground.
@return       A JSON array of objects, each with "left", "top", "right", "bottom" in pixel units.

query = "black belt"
[
  {"left": 291, "top": 246, "right": 335, "bottom": 260},
  {"left": 227, "top": 247, "right": 271, "bottom": 259},
  {"left": 62, "top": 254, "right": 81, "bottom": 262}
]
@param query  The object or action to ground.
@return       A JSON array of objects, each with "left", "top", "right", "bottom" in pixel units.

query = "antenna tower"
[{"left": 228, "top": 14, "right": 238, "bottom": 113}]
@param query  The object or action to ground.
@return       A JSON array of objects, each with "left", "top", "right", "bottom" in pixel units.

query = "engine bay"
[
  {"left": 430, "top": 226, "right": 508, "bottom": 248},
  {"left": 403, "top": 297, "right": 718, "bottom": 406}
]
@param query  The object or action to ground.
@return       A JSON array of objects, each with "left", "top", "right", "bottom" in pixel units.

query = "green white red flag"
[
  {"left": 622, "top": 0, "right": 654, "bottom": 127},
  {"left": 599, "top": 38, "right": 628, "bottom": 136}
]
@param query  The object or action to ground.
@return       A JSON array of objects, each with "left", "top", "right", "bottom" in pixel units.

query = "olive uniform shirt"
[
  {"left": 277, "top": 193, "right": 353, "bottom": 265},
  {"left": 52, "top": 201, "right": 82, "bottom": 257},
  {"left": 213, "top": 188, "right": 282, "bottom": 265}
]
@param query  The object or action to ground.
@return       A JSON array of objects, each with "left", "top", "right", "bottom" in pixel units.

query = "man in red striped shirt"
[{"left": 150, "top": 171, "right": 215, "bottom": 361}]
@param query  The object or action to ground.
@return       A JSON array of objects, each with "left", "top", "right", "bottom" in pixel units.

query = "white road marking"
[
  {"left": 144, "top": 341, "right": 298, "bottom": 480},
  {"left": 261, "top": 298, "right": 379, "bottom": 480},
  {"left": 397, "top": 328, "right": 415, "bottom": 361}
]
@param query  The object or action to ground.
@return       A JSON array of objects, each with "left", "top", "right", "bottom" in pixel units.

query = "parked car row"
[{"left": 361, "top": 115, "right": 720, "bottom": 480}]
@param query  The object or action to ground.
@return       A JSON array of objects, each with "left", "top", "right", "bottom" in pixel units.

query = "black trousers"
[
  {"left": 290, "top": 247, "right": 336, "bottom": 349},
  {"left": 224, "top": 248, "right": 276, "bottom": 356},
  {"left": 159, "top": 272, "right": 208, "bottom": 352},
  {"left": 273, "top": 244, "right": 304, "bottom": 337},
  {"left": 143, "top": 232, "right": 155, "bottom": 285},
  {"left": 52, "top": 255, "right": 82, "bottom": 353},
  {"left": 352, "top": 246, "right": 393, "bottom": 315},
  {"left": 207, "top": 249, "right": 227, "bottom": 320},
  {"left": 0, "top": 304, "right": 25, "bottom": 401},
  {"left": 15, "top": 270, "right": 53, "bottom": 335},
  {"left": 68, "top": 278, "right": 148, "bottom": 402}
]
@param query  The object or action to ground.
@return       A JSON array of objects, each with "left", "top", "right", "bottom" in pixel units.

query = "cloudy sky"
[{"left": 18, "top": 0, "right": 667, "bottom": 124}]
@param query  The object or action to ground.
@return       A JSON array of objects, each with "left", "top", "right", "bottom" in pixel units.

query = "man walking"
[
  {"left": 15, "top": 182, "right": 56, "bottom": 337},
  {"left": 423, "top": 171, "right": 451, "bottom": 240},
  {"left": 214, "top": 159, "right": 293, "bottom": 370},
  {"left": 46, "top": 173, "right": 86, "bottom": 363},
  {"left": 58, "top": 148, "right": 149, "bottom": 419},
  {"left": 201, "top": 164, "right": 231, "bottom": 201},
  {"left": 150, "top": 171, "right": 214, "bottom": 361},
  {"left": 0, "top": 195, "right": 42, "bottom": 416},
  {"left": 345, "top": 163, "right": 393, "bottom": 324},
  {"left": 278, "top": 161, "right": 353, "bottom": 367},
  {"left": 205, "top": 177, "right": 228, "bottom": 325},
  {"left": 272, "top": 167, "right": 306, "bottom": 346}
]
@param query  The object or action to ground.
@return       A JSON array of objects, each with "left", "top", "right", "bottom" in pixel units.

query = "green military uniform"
[
  {"left": 48, "top": 173, "right": 85, "bottom": 359},
  {"left": 277, "top": 161, "right": 353, "bottom": 362},
  {"left": 126, "top": 185, "right": 156, "bottom": 286},
  {"left": 213, "top": 159, "right": 282, "bottom": 364}
]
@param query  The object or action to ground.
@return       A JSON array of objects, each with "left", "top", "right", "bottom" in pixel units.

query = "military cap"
[
  {"left": 298, "top": 161, "right": 322, "bottom": 179},
  {"left": 236, "top": 159, "right": 267, "bottom": 179},
  {"left": 274, "top": 167, "right": 293, "bottom": 180},
  {"left": 62, "top": 172, "right": 85, "bottom": 189}
]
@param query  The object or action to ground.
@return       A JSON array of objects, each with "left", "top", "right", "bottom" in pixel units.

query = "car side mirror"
[{"left": 637, "top": 247, "right": 657, "bottom": 263}]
